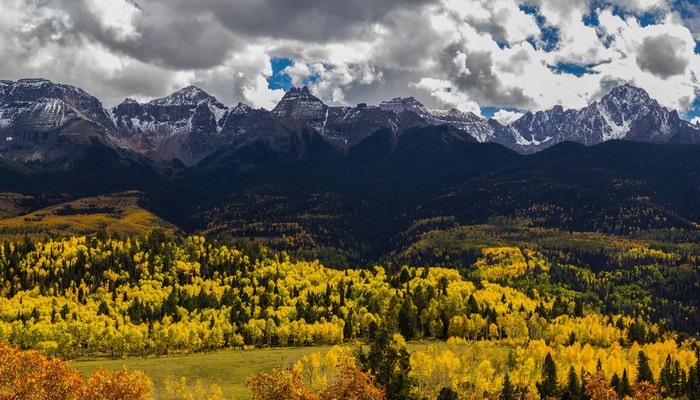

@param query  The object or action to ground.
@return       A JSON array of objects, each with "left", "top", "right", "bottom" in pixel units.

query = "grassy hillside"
[{"left": 0, "top": 191, "right": 179, "bottom": 239}]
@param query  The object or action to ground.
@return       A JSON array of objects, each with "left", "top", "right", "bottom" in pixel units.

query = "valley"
[{"left": 0, "top": 79, "right": 699, "bottom": 400}]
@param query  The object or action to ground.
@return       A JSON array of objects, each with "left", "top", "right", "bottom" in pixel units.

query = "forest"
[{"left": 0, "top": 228, "right": 698, "bottom": 399}]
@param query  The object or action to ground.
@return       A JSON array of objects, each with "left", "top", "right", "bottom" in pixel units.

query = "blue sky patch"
[
  {"left": 267, "top": 57, "right": 294, "bottom": 91},
  {"left": 481, "top": 106, "right": 523, "bottom": 120},
  {"left": 520, "top": 4, "right": 560, "bottom": 51},
  {"left": 550, "top": 62, "right": 602, "bottom": 77},
  {"left": 684, "top": 96, "right": 700, "bottom": 122}
]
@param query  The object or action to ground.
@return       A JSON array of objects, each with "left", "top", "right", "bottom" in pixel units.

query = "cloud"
[
  {"left": 692, "top": 116, "right": 700, "bottom": 125},
  {"left": 673, "top": 1, "right": 700, "bottom": 40},
  {"left": 413, "top": 78, "right": 482, "bottom": 115},
  {"left": 636, "top": 33, "right": 691, "bottom": 78},
  {"left": 607, "top": 0, "right": 667, "bottom": 13},
  {"left": 0, "top": 0, "right": 698, "bottom": 119},
  {"left": 492, "top": 110, "right": 525, "bottom": 125}
]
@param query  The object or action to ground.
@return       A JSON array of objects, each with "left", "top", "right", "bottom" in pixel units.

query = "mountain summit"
[{"left": 0, "top": 78, "right": 698, "bottom": 168}]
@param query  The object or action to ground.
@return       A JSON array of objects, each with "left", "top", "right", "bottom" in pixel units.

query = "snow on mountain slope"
[{"left": 0, "top": 78, "right": 698, "bottom": 167}]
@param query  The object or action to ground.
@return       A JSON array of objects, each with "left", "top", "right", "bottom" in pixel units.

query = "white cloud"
[
  {"left": 84, "top": 0, "right": 141, "bottom": 42},
  {"left": 607, "top": 0, "right": 667, "bottom": 13},
  {"left": 413, "top": 78, "right": 482, "bottom": 115},
  {"left": 492, "top": 109, "right": 524, "bottom": 125},
  {"left": 593, "top": 8, "right": 700, "bottom": 111},
  {"left": 0, "top": 0, "right": 697, "bottom": 119}
]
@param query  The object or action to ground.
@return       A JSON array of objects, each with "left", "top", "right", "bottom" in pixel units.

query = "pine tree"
[
  {"left": 358, "top": 325, "right": 417, "bottom": 400},
  {"left": 617, "top": 369, "right": 631, "bottom": 399},
  {"left": 438, "top": 387, "right": 459, "bottom": 400},
  {"left": 563, "top": 366, "right": 580, "bottom": 400},
  {"left": 398, "top": 297, "right": 416, "bottom": 340},
  {"left": 659, "top": 355, "right": 673, "bottom": 395},
  {"left": 501, "top": 373, "right": 515, "bottom": 400},
  {"left": 610, "top": 373, "right": 620, "bottom": 396},
  {"left": 637, "top": 351, "right": 654, "bottom": 384},
  {"left": 537, "top": 352, "right": 559, "bottom": 399}
]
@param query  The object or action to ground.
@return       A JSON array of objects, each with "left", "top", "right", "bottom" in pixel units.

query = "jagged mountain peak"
[
  {"left": 230, "top": 102, "right": 253, "bottom": 115},
  {"left": 149, "top": 85, "right": 220, "bottom": 107},
  {"left": 286, "top": 85, "right": 312, "bottom": 95},
  {"left": 604, "top": 83, "right": 651, "bottom": 101},
  {"left": 598, "top": 84, "right": 658, "bottom": 114},
  {"left": 275, "top": 86, "right": 324, "bottom": 105},
  {"left": 0, "top": 78, "right": 103, "bottom": 104},
  {"left": 272, "top": 86, "right": 327, "bottom": 121},
  {"left": 0, "top": 77, "right": 114, "bottom": 132}
]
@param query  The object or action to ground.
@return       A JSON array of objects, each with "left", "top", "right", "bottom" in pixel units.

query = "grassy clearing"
[
  {"left": 70, "top": 341, "right": 452, "bottom": 399},
  {"left": 71, "top": 346, "right": 332, "bottom": 399}
]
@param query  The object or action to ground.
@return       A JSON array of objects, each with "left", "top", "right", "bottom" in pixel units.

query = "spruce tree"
[
  {"left": 398, "top": 297, "right": 416, "bottom": 340},
  {"left": 537, "top": 352, "right": 559, "bottom": 399},
  {"left": 637, "top": 351, "right": 654, "bottom": 383},
  {"left": 438, "top": 387, "right": 459, "bottom": 400},
  {"left": 610, "top": 373, "right": 620, "bottom": 396},
  {"left": 563, "top": 366, "right": 580, "bottom": 400},
  {"left": 659, "top": 355, "right": 673, "bottom": 395},
  {"left": 617, "top": 369, "right": 631, "bottom": 399},
  {"left": 358, "top": 324, "right": 417, "bottom": 400},
  {"left": 501, "top": 373, "right": 515, "bottom": 400}
]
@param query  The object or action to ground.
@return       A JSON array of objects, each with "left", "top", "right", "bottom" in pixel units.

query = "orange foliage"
[
  {"left": 585, "top": 371, "right": 617, "bottom": 400},
  {"left": 247, "top": 369, "right": 320, "bottom": 400},
  {"left": 319, "top": 363, "right": 386, "bottom": 400},
  {"left": 247, "top": 364, "right": 386, "bottom": 400},
  {"left": 83, "top": 367, "right": 151, "bottom": 400},
  {"left": 633, "top": 381, "right": 663, "bottom": 400},
  {"left": 0, "top": 343, "right": 150, "bottom": 400}
]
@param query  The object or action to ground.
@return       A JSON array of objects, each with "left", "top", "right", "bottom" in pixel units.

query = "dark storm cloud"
[
  {"left": 591, "top": 76, "right": 632, "bottom": 100},
  {"left": 636, "top": 33, "right": 690, "bottom": 79},
  {"left": 1, "top": 0, "right": 697, "bottom": 113},
  {"left": 439, "top": 44, "right": 535, "bottom": 108},
  {"left": 175, "top": 0, "right": 432, "bottom": 42},
  {"left": 57, "top": 0, "right": 239, "bottom": 70}
]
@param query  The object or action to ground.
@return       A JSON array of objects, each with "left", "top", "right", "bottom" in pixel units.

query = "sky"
[{"left": 1, "top": 0, "right": 699, "bottom": 125}]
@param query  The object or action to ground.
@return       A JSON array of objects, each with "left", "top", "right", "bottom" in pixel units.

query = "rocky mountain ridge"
[{"left": 0, "top": 78, "right": 698, "bottom": 168}]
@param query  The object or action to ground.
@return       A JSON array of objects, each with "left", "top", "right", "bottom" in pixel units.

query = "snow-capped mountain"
[
  {"left": 272, "top": 86, "right": 422, "bottom": 148},
  {"left": 378, "top": 84, "right": 700, "bottom": 153},
  {"left": 111, "top": 86, "right": 232, "bottom": 166},
  {"left": 0, "top": 78, "right": 698, "bottom": 168},
  {"left": 0, "top": 78, "right": 118, "bottom": 163},
  {"left": 379, "top": 97, "right": 496, "bottom": 143}
]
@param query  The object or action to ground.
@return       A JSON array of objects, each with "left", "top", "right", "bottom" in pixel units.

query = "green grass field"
[
  {"left": 70, "top": 342, "right": 451, "bottom": 399},
  {"left": 71, "top": 346, "right": 332, "bottom": 399}
]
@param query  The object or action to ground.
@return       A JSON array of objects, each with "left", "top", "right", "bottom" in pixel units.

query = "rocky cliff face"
[
  {"left": 0, "top": 79, "right": 698, "bottom": 169},
  {"left": 0, "top": 78, "right": 118, "bottom": 164}
]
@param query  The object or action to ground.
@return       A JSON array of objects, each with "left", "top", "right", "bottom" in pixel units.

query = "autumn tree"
[
  {"left": 633, "top": 381, "right": 662, "bottom": 400},
  {"left": 0, "top": 343, "right": 150, "bottom": 400},
  {"left": 83, "top": 367, "right": 151, "bottom": 400},
  {"left": 358, "top": 326, "right": 417, "bottom": 400},
  {"left": 247, "top": 368, "right": 319, "bottom": 400},
  {"left": 319, "top": 363, "right": 386, "bottom": 400},
  {"left": 585, "top": 371, "right": 617, "bottom": 400}
]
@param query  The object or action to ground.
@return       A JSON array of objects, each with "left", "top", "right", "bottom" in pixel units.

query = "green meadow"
[{"left": 71, "top": 346, "right": 333, "bottom": 399}]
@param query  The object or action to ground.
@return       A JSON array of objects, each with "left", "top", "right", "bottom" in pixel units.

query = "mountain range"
[
  {"left": 1, "top": 78, "right": 699, "bottom": 171},
  {"left": 1, "top": 77, "right": 700, "bottom": 267}
]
